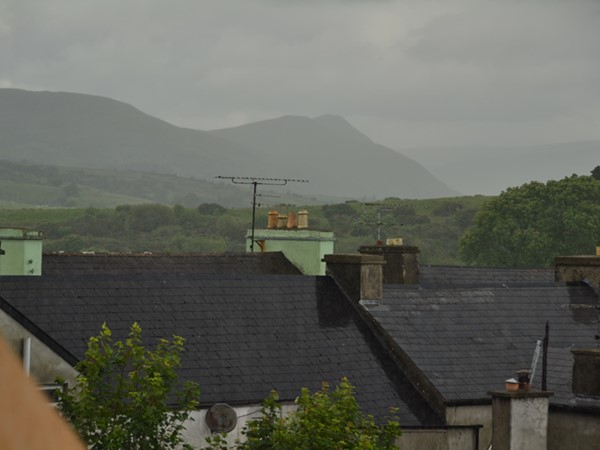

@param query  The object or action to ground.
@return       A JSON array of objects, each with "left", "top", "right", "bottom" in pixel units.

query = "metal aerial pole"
[
  {"left": 365, "top": 203, "right": 403, "bottom": 243},
  {"left": 215, "top": 176, "right": 309, "bottom": 252}
]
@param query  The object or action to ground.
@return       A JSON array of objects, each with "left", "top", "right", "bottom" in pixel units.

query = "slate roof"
[
  {"left": 40, "top": 252, "right": 303, "bottom": 276},
  {"left": 419, "top": 265, "right": 556, "bottom": 289},
  {"left": 0, "top": 253, "right": 441, "bottom": 426},
  {"left": 363, "top": 282, "right": 599, "bottom": 409}
]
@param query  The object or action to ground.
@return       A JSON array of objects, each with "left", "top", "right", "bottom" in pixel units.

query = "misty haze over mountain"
[
  {"left": 2, "top": 1, "right": 598, "bottom": 162},
  {"left": 0, "top": 88, "right": 457, "bottom": 201},
  {"left": 2, "top": 88, "right": 597, "bottom": 202},
  {"left": 400, "top": 142, "right": 599, "bottom": 195}
]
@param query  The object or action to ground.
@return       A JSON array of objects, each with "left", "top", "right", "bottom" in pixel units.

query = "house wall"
[
  {"left": 399, "top": 429, "right": 448, "bottom": 449},
  {"left": 0, "top": 311, "right": 76, "bottom": 386},
  {"left": 399, "top": 427, "right": 480, "bottom": 450},
  {"left": 182, "top": 402, "right": 297, "bottom": 447},
  {"left": 548, "top": 410, "right": 600, "bottom": 450},
  {"left": 445, "top": 404, "right": 491, "bottom": 450},
  {"left": 183, "top": 406, "right": 482, "bottom": 450}
]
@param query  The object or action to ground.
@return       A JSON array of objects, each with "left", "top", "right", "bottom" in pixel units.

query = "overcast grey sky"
[{"left": 1, "top": 0, "right": 599, "bottom": 149}]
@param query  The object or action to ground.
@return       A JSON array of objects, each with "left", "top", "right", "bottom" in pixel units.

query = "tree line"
[{"left": 3, "top": 168, "right": 599, "bottom": 267}]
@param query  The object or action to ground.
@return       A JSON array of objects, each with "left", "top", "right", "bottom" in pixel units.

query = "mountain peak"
[{"left": 312, "top": 114, "right": 373, "bottom": 144}]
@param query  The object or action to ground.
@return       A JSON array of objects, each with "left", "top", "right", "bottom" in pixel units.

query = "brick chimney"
[
  {"left": 555, "top": 255, "right": 600, "bottom": 295},
  {"left": 359, "top": 244, "right": 419, "bottom": 284},
  {"left": 323, "top": 254, "right": 384, "bottom": 302}
]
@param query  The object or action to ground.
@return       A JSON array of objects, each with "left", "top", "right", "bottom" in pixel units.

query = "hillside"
[
  {"left": 0, "top": 88, "right": 457, "bottom": 201},
  {"left": 0, "top": 160, "right": 335, "bottom": 209},
  {"left": 0, "top": 88, "right": 249, "bottom": 178}
]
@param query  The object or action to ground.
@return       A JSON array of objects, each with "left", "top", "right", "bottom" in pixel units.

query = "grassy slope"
[{"left": 0, "top": 160, "right": 338, "bottom": 209}]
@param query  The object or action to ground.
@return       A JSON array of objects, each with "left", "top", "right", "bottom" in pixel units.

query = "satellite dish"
[{"left": 205, "top": 403, "right": 238, "bottom": 433}]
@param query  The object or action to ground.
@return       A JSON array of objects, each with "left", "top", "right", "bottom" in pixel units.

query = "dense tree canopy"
[{"left": 459, "top": 175, "right": 600, "bottom": 267}]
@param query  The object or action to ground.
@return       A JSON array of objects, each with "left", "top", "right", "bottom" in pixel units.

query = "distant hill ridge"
[{"left": 0, "top": 88, "right": 457, "bottom": 199}]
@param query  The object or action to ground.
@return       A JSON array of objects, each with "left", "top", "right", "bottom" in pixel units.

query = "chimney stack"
[
  {"left": 323, "top": 254, "right": 384, "bottom": 302},
  {"left": 0, "top": 228, "right": 43, "bottom": 276},
  {"left": 555, "top": 255, "right": 600, "bottom": 295},
  {"left": 359, "top": 244, "right": 420, "bottom": 284},
  {"left": 489, "top": 389, "right": 553, "bottom": 450},
  {"left": 248, "top": 210, "right": 334, "bottom": 275}
]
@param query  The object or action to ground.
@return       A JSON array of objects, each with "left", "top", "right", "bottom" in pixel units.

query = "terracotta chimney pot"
[
  {"left": 267, "top": 211, "right": 278, "bottom": 229},
  {"left": 277, "top": 214, "right": 288, "bottom": 229},
  {"left": 287, "top": 212, "right": 297, "bottom": 229}
]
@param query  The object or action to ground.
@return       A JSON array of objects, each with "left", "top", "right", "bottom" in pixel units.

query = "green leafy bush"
[
  {"left": 57, "top": 323, "right": 200, "bottom": 450},
  {"left": 206, "top": 378, "right": 401, "bottom": 450}
]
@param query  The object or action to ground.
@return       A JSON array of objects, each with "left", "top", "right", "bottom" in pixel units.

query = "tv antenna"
[
  {"left": 364, "top": 203, "right": 403, "bottom": 242},
  {"left": 215, "top": 176, "right": 309, "bottom": 252}
]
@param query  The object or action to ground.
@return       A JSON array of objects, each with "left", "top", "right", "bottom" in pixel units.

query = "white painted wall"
[{"left": 182, "top": 402, "right": 297, "bottom": 448}]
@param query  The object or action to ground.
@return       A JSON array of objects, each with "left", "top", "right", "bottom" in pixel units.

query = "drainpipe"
[{"left": 22, "top": 337, "right": 31, "bottom": 377}]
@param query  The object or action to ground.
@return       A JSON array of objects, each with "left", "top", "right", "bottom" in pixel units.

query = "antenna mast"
[
  {"left": 215, "top": 176, "right": 308, "bottom": 252},
  {"left": 364, "top": 203, "right": 403, "bottom": 242}
]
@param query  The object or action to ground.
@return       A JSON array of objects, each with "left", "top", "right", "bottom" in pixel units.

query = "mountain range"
[
  {"left": 0, "top": 88, "right": 456, "bottom": 205},
  {"left": 2, "top": 88, "right": 595, "bottom": 207}
]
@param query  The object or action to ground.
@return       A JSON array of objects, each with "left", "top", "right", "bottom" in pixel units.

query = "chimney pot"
[
  {"left": 516, "top": 369, "right": 531, "bottom": 391},
  {"left": 287, "top": 212, "right": 297, "bottom": 229},
  {"left": 297, "top": 210, "right": 308, "bottom": 229},
  {"left": 267, "top": 211, "right": 278, "bottom": 229},
  {"left": 277, "top": 214, "right": 288, "bottom": 229}
]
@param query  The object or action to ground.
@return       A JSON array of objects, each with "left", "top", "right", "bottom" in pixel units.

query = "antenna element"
[{"left": 215, "top": 176, "right": 309, "bottom": 252}]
